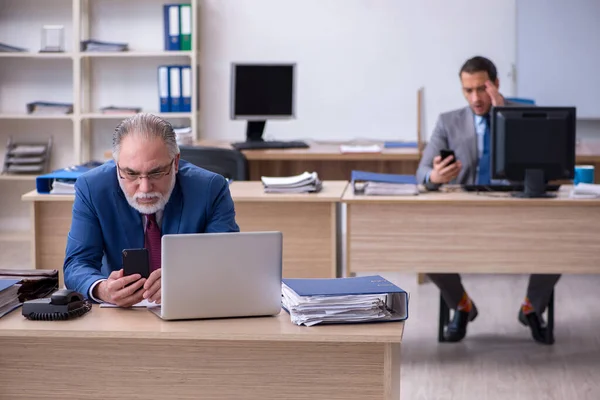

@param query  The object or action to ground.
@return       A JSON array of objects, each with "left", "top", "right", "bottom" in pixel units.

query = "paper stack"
[
  {"left": 0, "top": 279, "right": 21, "bottom": 319},
  {"left": 340, "top": 144, "right": 382, "bottom": 153},
  {"left": 351, "top": 170, "right": 418, "bottom": 196},
  {"left": 261, "top": 171, "right": 322, "bottom": 193},
  {"left": 0, "top": 269, "right": 59, "bottom": 318},
  {"left": 281, "top": 275, "right": 409, "bottom": 327},
  {"left": 27, "top": 101, "right": 73, "bottom": 115},
  {"left": 50, "top": 179, "right": 76, "bottom": 194},
  {"left": 174, "top": 126, "right": 193, "bottom": 146},
  {"left": 100, "top": 106, "right": 142, "bottom": 115},
  {"left": 81, "top": 39, "right": 128, "bottom": 52},
  {"left": 0, "top": 42, "right": 27, "bottom": 52},
  {"left": 570, "top": 183, "right": 600, "bottom": 199},
  {"left": 363, "top": 182, "right": 419, "bottom": 196}
]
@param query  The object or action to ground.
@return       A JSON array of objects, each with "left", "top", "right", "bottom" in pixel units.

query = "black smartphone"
[
  {"left": 122, "top": 248, "right": 150, "bottom": 279},
  {"left": 440, "top": 149, "right": 456, "bottom": 164}
]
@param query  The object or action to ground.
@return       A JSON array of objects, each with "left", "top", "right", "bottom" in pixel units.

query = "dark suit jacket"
[{"left": 416, "top": 101, "right": 519, "bottom": 190}]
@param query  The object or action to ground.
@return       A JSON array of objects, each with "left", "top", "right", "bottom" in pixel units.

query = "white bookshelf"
[{"left": 0, "top": 0, "right": 200, "bottom": 240}]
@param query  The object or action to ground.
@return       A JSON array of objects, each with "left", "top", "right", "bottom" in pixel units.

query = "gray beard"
[{"left": 118, "top": 173, "right": 176, "bottom": 215}]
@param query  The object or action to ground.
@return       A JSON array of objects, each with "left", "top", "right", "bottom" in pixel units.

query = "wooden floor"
[{"left": 2, "top": 241, "right": 600, "bottom": 399}]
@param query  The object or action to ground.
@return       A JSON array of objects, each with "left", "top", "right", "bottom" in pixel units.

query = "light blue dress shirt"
[
  {"left": 475, "top": 114, "right": 505, "bottom": 184},
  {"left": 474, "top": 114, "right": 486, "bottom": 160}
]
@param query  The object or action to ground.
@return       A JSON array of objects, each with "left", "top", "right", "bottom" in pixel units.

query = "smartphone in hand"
[
  {"left": 440, "top": 149, "right": 456, "bottom": 164},
  {"left": 122, "top": 248, "right": 150, "bottom": 280}
]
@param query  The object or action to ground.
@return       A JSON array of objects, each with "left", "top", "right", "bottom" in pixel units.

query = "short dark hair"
[{"left": 459, "top": 56, "right": 497, "bottom": 82}]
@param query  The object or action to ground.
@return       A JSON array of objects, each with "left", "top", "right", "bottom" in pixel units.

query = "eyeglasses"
[{"left": 117, "top": 159, "right": 174, "bottom": 182}]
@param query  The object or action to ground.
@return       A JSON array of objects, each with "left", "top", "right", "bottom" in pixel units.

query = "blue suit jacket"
[{"left": 63, "top": 159, "right": 239, "bottom": 297}]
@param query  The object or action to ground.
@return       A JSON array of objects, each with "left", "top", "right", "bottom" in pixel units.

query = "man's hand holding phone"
[
  {"left": 93, "top": 269, "right": 146, "bottom": 307},
  {"left": 429, "top": 149, "right": 462, "bottom": 184}
]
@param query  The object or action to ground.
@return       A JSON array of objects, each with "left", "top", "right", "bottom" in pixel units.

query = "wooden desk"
[
  {"left": 200, "top": 140, "right": 421, "bottom": 181},
  {"left": 106, "top": 140, "right": 421, "bottom": 180},
  {"left": 0, "top": 306, "right": 403, "bottom": 400},
  {"left": 21, "top": 181, "right": 346, "bottom": 286},
  {"left": 343, "top": 186, "right": 600, "bottom": 276},
  {"left": 228, "top": 181, "right": 346, "bottom": 278},
  {"left": 104, "top": 141, "right": 600, "bottom": 182}
]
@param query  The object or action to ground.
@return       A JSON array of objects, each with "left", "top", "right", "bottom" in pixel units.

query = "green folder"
[{"left": 179, "top": 4, "right": 192, "bottom": 51}]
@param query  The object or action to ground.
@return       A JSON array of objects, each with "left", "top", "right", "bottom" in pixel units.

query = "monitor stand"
[
  {"left": 246, "top": 121, "right": 266, "bottom": 142},
  {"left": 511, "top": 169, "right": 556, "bottom": 198},
  {"left": 230, "top": 120, "right": 309, "bottom": 150}
]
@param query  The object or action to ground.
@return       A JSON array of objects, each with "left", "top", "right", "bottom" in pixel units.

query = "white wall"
[{"left": 199, "top": 0, "right": 518, "bottom": 143}]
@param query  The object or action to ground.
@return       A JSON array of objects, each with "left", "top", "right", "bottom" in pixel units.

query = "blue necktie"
[{"left": 477, "top": 114, "right": 491, "bottom": 185}]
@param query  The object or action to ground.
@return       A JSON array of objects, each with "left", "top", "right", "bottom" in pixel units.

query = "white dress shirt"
[{"left": 88, "top": 210, "right": 163, "bottom": 302}]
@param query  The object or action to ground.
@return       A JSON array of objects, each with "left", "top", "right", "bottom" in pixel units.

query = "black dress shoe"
[
  {"left": 518, "top": 309, "right": 554, "bottom": 345},
  {"left": 444, "top": 303, "right": 478, "bottom": 342}
]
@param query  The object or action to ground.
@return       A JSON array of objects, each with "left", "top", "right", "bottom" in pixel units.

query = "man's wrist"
[
  {"left": 428, "top": 170, "right": 440, "bottom": 184},
  {"left": 89, "top": 279, "right": 107, "bottom": 303}
]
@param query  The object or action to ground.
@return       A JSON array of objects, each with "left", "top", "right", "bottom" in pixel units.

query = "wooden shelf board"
[
  {"left": 81, "top": 112, "right": 193, "bottom": 120},
  {"left": 80, "top": 51, "right": 192, "bottom": 58},
  {"left": 0, "top": 53, "right": 73, "bottom": 59},
  {"left": 0, "top": 114, "right": 73, "bottom": 120}
]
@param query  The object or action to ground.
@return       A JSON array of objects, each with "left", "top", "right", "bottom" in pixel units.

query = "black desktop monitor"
[
  {"left": 491, "top": 106, "right": 576, "bottom": 198},
  {"left": 230, "top": 63, "right": 296, "bottom": 142}
]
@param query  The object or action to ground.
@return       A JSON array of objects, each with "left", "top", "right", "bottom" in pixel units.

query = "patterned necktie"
[
  {"left": 477, "top": 114, "right": 491, "bottom": 185},
  {"left": 145, "top": 213, "right": 161, "bottom": 272}
]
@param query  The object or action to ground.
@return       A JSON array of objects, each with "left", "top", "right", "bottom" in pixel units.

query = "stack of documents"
[
  {"left": 570, "top": 183, "right": 600, "bottom": 199},
  {"left": 81, "top": 39, "right": 128, "bottom": 52},
  {"left": 50, "top": 179, "right": 76, "bottom": 194},
  {"left": 27, "top": 101, "right": 73, "bottom": 115},
  {"left": 100, "top": 106, "right": 141, "bottom": 115},
  {"left": 281, "top": 275, "right": 409, "bottom": 326},
  {"left": 351, "top": 170, "right": 418, "bottom": 196},
  {"left": 174, "top": 126, "right": 193, "bottom": 146},
  {"left": 0, "top": 269, "right": 59, "bottom": 318},
  {"left": 0, "top": 279, "right": 21, "bottom": 319},
  {"left": 36, "top": 161, "right": 102, "bottom": 194},
  {"left": 261, "top": 171, "right": 322, "bottom": 193},
  {"left": 0, "top": 42, "right": 27, "bottom": 52},
  {"left": 340, "top": 144, "right": 382, "bottom": 153}
]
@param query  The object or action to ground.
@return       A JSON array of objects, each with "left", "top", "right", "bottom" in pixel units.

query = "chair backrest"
[
  {"left": 179, "top": 146, "right": 249, "bottom": 181},
  {"left": 505, "top": 97, "right": 536, "bottom": 105}
]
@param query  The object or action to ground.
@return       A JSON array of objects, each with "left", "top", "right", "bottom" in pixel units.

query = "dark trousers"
[{"left": 427, "top": 273, "right": 561, "bottom": 314}]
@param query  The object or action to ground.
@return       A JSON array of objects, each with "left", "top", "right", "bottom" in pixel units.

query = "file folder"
[
  {"left": 282, "top": 275, "right": 409, "bottom": 326},
  {"left": 35, "top": 162, "right": 102, "bottom": 194},
  {"left": 158, "top": 66, "right": 170, "bottom": 113},
  {"left": 180, "top": 65, "right": 192, "bottom": 112},
  {"left": 351, "top": 170, "right": 417, "bottom": 185},
  {"left": 169, "top": 66, "right": 182, "bottom": 112},
  {"left": 384, "top": 141, "right": 418, "bottom": 148},
  {"left": 163, "top": 4, "right": 180, "bottom": 51},
  {"left": 179, "top": 4, "right": 192, "bottom": 51}
]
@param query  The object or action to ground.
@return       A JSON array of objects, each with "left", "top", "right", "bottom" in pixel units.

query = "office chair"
[
  {"left": 505, "top": 97, "right": 536, "bottom": 105},
  {"left": 179, "top": 146, "right": 249, "bottom": 181}
]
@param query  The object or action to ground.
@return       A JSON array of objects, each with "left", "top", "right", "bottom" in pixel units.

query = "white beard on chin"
[{"left": 119, "top": 173, "right": 176, "bottom": 215}]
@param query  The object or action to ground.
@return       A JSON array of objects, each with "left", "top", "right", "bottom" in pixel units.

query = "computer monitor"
[
  {"left": 491, "top": 106, "right": 576, "bottom": 198},
  {"left": 230, "top": 63, "right": 296, "bottom": 142}
]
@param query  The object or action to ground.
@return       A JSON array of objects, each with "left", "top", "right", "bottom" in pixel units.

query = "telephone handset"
[{"left": 22, "top": 289, "right": 92, "bottom": 321}]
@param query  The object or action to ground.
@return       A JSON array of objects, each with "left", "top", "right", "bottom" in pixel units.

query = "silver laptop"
[{"left": 149, "top": 231, "right": 283, "bottom": 321}]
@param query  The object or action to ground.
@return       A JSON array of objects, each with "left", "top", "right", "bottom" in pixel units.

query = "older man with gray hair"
[{"left": 63, "top": 113, "right": 239, "bottom": 307}]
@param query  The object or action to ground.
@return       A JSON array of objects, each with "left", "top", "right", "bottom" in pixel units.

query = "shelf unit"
[{"left": 0, "top": 0, "right": 199, "bottom": 239}]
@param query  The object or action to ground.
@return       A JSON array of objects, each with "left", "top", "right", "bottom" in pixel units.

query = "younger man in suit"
[
  {"left": 416, "top": 56, "right": 559, "bottom": 345},
  {"left": 63, "top": 113, "right": 239, "bottom": 307}
]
